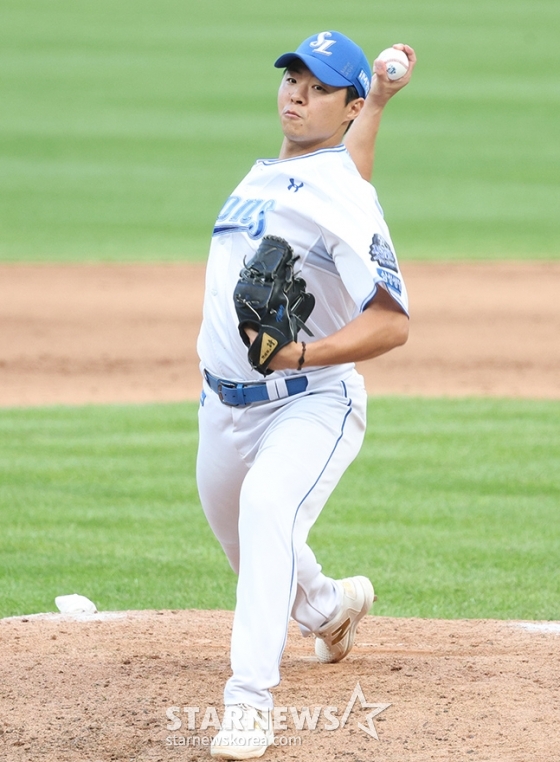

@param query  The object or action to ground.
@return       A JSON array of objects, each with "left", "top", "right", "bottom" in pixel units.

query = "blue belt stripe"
[{"left": 204, "top": 369, "right": 308, "bottom": 407}]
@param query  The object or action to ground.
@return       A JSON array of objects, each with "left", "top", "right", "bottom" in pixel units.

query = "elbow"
[
  {"left": 391, "top": 313, "right": 409, "bottom": 349},
  {"left": 397, "top": 315, "right": 410, "bottom": 346},
  {"left": 368, "top": 287, "right": 409, "bottom": 350}
]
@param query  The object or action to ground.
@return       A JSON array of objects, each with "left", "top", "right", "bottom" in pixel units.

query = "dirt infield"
[
  {"left": 1, "top": 262, "right": 559, "bottom": 761},
  {"left": 1, "top": 262, "right": 559, "bottom": 407}
]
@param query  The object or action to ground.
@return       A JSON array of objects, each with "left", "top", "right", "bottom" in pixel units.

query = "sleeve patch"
[
  {"left": 369, "top": 234, "right": 398, "bottom": 272},
  {"left": 376, "top": 267, "right": 402, "bottom": 295}
]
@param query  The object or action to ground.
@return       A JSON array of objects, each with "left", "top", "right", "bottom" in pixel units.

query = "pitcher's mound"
[{"left": 1, "top": 609, "right": 558, "bottom": 761}]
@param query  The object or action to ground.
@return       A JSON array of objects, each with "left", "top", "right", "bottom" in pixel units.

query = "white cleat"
[
  {"left": 314, "top": 576, "right": 375, "bottom": 664},
  {"left": 211, "top": 704, "right": 274, "bottom": 760}
]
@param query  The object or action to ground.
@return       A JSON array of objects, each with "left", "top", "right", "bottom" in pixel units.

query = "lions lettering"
[
  {"left": 214, "top": 196, "right": 276, "bottom": 239},
  {"left": 376, "top": 267, "right": 402, "bottom": 295}
]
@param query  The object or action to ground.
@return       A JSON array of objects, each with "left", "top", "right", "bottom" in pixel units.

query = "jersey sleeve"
[{"left": 315, "top": 181, "right": 409, "bottom": 316}]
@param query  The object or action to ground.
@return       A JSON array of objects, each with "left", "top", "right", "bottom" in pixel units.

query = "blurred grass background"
[
  {"left": 1, "top": 2, "right": 559, "bottom": 621},
  {"left": 1, "top": 399, "right": 559, "bottom": 619},
  {"left": 1, "top": 0, "right": 559, "bottom": 262}
]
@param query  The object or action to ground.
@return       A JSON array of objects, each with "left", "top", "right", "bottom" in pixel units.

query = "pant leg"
[
  {"left": 291, "top": 544, "right": 341, "bottom": 635},
  {"left": 196, "top": 388, "right": 248, "bottom": 573},
  {"left": 225, "top": 380, "right": 366, "bottom": 710}
]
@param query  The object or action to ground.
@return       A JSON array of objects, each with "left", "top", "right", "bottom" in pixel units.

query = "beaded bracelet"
[{"left": 297, "top": 341, "right": 307, "bottom": 372}]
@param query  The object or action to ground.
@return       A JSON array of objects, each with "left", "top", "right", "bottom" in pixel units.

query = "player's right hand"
[{"left": 369, "top": 44, "right": 416, "bottom": 107}]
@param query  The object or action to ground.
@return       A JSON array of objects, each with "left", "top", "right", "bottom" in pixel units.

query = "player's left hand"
[
  {"left": 243, "top": 330, "right": 301, "bottom": 372},
  {"left": 234, "top": 235, "right": 315, "bottom": 376}
]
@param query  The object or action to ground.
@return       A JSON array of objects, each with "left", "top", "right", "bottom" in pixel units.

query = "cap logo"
[{"left": 309, "top": 31, "right": 336, "bottom": 56}]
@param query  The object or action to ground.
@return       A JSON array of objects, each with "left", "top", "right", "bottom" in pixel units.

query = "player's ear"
[{"left": 346, "top": 97, "right": 365, "bottom": 121}]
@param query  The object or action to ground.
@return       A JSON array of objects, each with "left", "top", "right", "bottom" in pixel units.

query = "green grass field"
[
  {"left": 1, "top": 0, "right": 559, "bottom": 262},
  {"left": 0, "top": 2, "right": 558, "bottom": 623},
  {"left": 1, "top": 399, "right": 558, "bottom": 620}
]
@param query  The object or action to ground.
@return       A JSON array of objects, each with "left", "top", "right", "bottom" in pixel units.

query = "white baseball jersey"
[{"left": 197, "top": 144, "right": 408, "bottom": 382}]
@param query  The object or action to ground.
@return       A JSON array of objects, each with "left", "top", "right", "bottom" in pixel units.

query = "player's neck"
[{"left": 278, "top": 135, "right": 344, "bottom": 160}]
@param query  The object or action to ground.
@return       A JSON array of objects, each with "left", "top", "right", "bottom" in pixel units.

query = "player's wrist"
[
  {"left": 364, "top": 87, "right": 388, "bottom": 107},
  {"left": 288, "top": 340, "right": 305, "bottom": 371}
]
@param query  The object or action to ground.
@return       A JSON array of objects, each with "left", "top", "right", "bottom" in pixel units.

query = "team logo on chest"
[
  {"left": 369, "top": 234, "right": 398, "bottom": 272},
  {"left": 213, "top": 196, "right": 276, "bottom": 239}
]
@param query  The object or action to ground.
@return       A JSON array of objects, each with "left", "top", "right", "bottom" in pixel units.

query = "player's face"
[{"left": 278, "top": 64, "right": 363, "bottom": 158}]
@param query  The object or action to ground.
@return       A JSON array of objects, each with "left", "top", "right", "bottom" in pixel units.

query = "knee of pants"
[{"left": 238, "top": 473, "right": 297, "bottom": 539}]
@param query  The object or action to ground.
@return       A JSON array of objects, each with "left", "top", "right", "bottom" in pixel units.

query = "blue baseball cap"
[{"left": 274, "top": 31, "right": 372, "bottom": 99}]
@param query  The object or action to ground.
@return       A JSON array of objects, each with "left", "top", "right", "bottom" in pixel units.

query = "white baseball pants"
[{"left": 196, "top": 372, "right": 367, "bottom": 710}]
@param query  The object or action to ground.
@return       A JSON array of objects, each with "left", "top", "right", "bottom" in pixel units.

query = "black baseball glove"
[{"left": 233, "top": 235, "right": 315, "bottom": 376}]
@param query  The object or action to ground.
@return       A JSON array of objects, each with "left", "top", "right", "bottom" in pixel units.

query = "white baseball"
[{"left": 376, "top": 47, "right": 409, "bottom": 80}]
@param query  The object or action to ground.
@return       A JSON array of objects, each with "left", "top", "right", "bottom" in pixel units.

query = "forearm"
[
  {"left": 310, "top": 307, "right": 408, "bottom": 364},
  {"left": 344, "top": 44, "right": 417, "bottom": 182},
  {"left": 266, "top": 290, "right": 409, "bottom": 371},
  {"left": 344, "top": 97, "right": 385, "bottom": 182}
]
